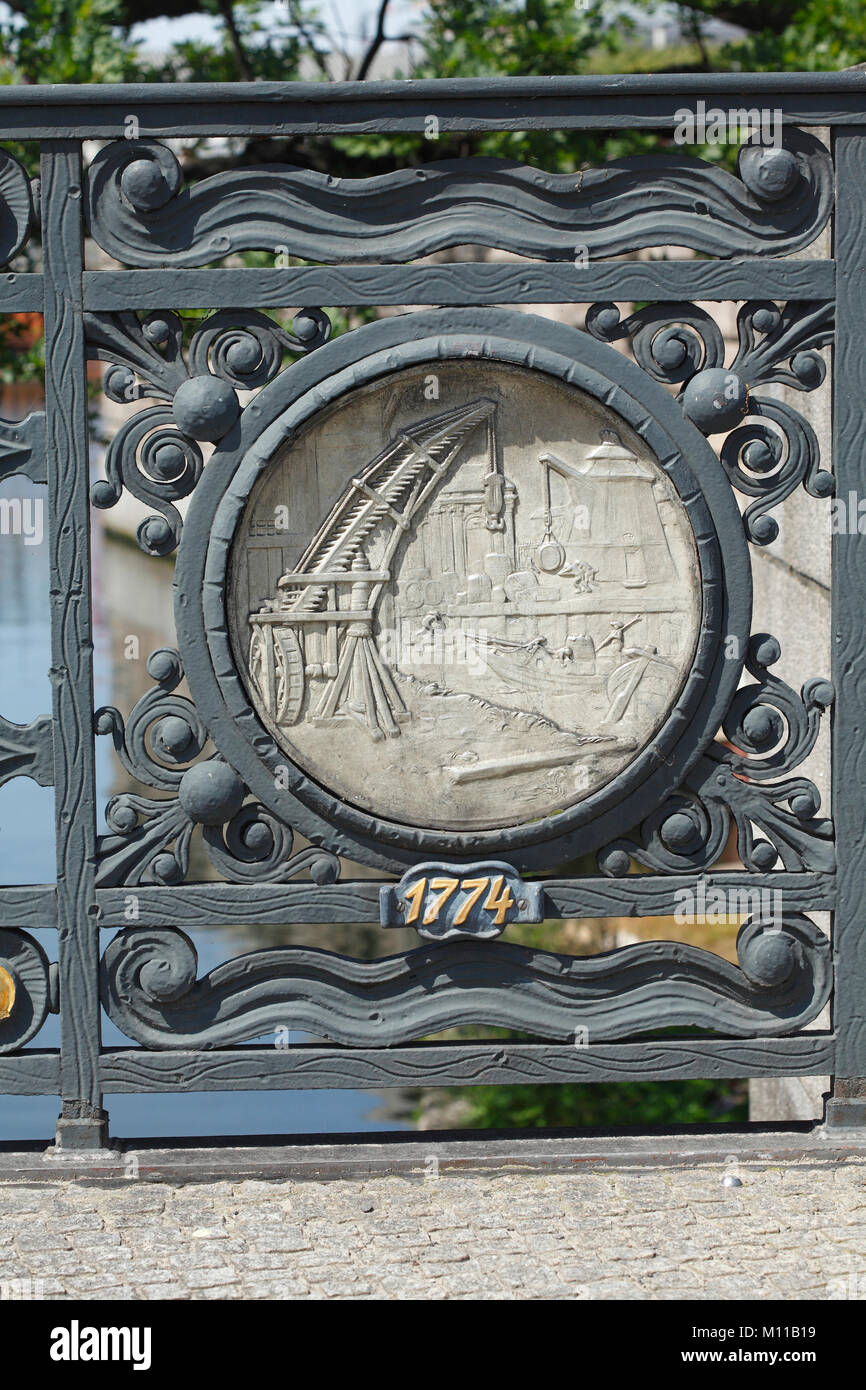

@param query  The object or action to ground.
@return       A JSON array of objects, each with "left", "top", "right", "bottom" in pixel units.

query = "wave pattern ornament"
[
  {"left": 598, "top": 634, "right": 834, "bottom": 876},
  {"left": 84, "top": 132, "right": 833, "bottom": 267},
  {"left": 94, "top": 648, "right": 339, "bottom": 888},
  {"left": 0, "top": 929, "right": 55, "bottom": 1053},
  {"left": 100, "top": 915, "right": 832, "bottom": 1050},
  {"left": 86, "top": 305, "right": 330, "bottom": 556},
  {"left": 587, "top": 297, "right": 834, "bottom": 545}
]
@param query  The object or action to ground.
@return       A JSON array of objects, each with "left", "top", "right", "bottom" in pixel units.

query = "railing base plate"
[{"left": 0, "top": 1122, "right": 865, "bottom": 1184}]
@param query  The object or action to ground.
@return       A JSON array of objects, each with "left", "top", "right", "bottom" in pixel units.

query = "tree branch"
[
  {"left": 286, "top": 0, "right": 332, "bottom": 78},
  {"left": 356, "top": 0, "right": 392, "bottom": 81},
  {"left": 216, "top": 0, "right": 253, "bottom": 81}
]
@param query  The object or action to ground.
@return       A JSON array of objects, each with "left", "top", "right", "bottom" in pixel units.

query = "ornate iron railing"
[{"left": 0, "top": 75, "right": 863, "bottom": 1149}]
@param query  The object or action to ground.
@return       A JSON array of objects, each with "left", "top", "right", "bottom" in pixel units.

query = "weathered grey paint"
[
  {"left": 825, "top": 128, "right": 866, "bottom": 1123},
  {"left": 0, "top": 78, "right": 855, "bottom": 1148},
  {"left": 81, "top": 261, "right": 837, "bottom": 310},
  {"left": 41, "top": 143, "right": 107, "bottom": 1150}
]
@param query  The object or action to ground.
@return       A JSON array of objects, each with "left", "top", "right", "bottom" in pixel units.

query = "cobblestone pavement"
[{"left": 2, "top": 1162, "right": 865, "bottom": 1300}]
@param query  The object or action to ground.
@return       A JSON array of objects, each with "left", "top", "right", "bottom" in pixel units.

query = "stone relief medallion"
[{"left": 226, "top": 361, "right": 702, "bottom": 832}]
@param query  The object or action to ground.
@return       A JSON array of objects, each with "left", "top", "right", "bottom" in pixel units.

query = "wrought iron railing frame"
[{"left": 0, "top": 74, "right": 862, "bottom": 1149}]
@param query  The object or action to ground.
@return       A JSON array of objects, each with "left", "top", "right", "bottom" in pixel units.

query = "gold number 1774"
[{"left": 403, "top": 875, "right": 515, "bottom": 928}]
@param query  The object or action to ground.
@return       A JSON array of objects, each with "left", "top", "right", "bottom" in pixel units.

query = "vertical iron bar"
[
  {"left": 41, "top": 141, "right": 106, "bottom": 1149},
  {"left": 826, "top": 127, "right": 866, "bottom": 1126}
]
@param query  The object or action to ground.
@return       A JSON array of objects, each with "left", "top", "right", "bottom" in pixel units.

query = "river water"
[{"left": 0, "top": 473, "right": 406, "bottom": 1141}]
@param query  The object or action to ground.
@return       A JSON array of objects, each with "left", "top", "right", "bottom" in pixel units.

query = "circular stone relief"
[
  {"left": 176, "top": 309, "right": 750, "bottom": 872},
  {"left": 227, "top": 362, "right": 702, "bottom": 832}
]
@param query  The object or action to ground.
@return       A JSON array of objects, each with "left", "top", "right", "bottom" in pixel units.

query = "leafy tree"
[
  {"left": 630, "top": 0, "right": 866, "bottom": 70},
  {"left": 0, "top": 0, "right": 134, "bottom": 84}
]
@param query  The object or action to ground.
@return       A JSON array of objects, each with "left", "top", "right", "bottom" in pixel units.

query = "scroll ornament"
[
  {"left": 94, "top": 648, "right": 339, "bottom": 887},
  {"left": 586, "top": 297, "right": 834, "bottom": 545},
  {"left": 598, "top": 634, "right": 834, "bottom": 876},
  {"left": 86, "top": 305, "right": 330, "bottom": 557}
]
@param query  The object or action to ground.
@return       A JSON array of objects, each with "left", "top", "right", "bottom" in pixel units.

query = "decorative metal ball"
[
  {"left": 791, "top": 350, "right": 824, "bottom": 390},
  {"left": 152, "top": 852, "right": 182, "bottom": 885},
  {"left": 812, "top": 471, "right": 835, "bottom": 499},
  {"left": 104, "top": 364, "right": 136, "bottom": 401},
  {"left": 751, "top": 514, "right": 779, "bottom": 545},
  {"left": 241, "top": 820, "right": 273, "bottom": 857},
  {"left": 147, "top": 441, "right": 186, "bottom": 483},
  {"left": 146, "top": 648, "right": 178, "bottom": 684},
  {"left": 172, "top": 374, "right": 239, "bottom": 443},
  {"left": 293, "top": 311, "right": 319, "bottom": 342},
  {"left": 111, "top": 802, "right": 138, "bottom": 834},
  {"left": 598, "top": 846, "right": 631, "bottom": 877},
  {"left": 178, "top": 761, "right": 246, "bottom": 826},
  {"left": 811, "top": 679, "right": 834, "bottom": 709},
  {"left": 790, "top": 792, "right": 818, "bottom": 820},
  {"left": 225, "top": 336, "right": 261, "bottom": 374},
  {"left": 742, "top": 437, "right": 780, "bottom": 475},
  {"left": 91, "top": 478, "right": 116, "bottom": 509},
  {"left": 745, "top": 146, "right": 799, "bottom": 201},
  {"left": 120, "top": 158, "right": 172, "bottom": 212},
  {"left": 753, "top": 635, "right": 781, "bottom": 668},
  {"left": 592, "top": 306, "right": 621, "bottom": 338},
  {"left": 143, "top": 316, "right": 172, "bottom": 346},
  {"left": 660, "top": 810, "right": 702, "bottom": 854},
  {"left": 742, "top": 705, "right": 783, "bottom": 748},
  {"left": 137, "top": 515, "right": 174, "bottom": 555},
  {"left": 310, "top": 854, "right": 339, "bottom": 885},
  {"left": 745, "top": 930, "right": 794, "bottom": 987},
  {"left": 153, "top": 716, "right": 194, "bottom": 759},
  {"left": 750, "top": 840, "right": 778, "bottom": 871},
  {"left": 681, "top": 368, "right": 749, "bottom": 435},
  {"left": 655, "top": 335, "right": 688, "bottom": 371},
  {"left": 751, "top": 306, "right": 780, "bottom": 335}
]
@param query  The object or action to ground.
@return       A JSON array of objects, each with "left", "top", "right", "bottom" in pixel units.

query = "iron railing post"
[{"left": 41, "top": 141, "right": 107, "bottom": 1150}]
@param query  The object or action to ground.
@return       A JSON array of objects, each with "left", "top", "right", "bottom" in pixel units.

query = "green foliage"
[
  {"left": 0, "top": 315, "right": 42, "bottom": 385},
  {"left": 135, "top": 1, "right": 309, "bottom": 84},
  {"left": 457, "top": 1078, "right": 749, "bottom": 1128},
  {"left": 0, "top": 0, "right": 135, "bottom": 84},
  {"left": 720, "top": 0, "right": 866, "bottom": 70},
  {"left": 629, "top": 0, "right": 866, "bottom": 71},
  {"left": 410, "top": 0, "right": 613, "bottom": 80}
]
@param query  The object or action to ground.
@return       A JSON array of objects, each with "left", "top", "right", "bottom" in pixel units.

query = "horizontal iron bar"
[
  {"left": 0, "top": 76, "right": 865, "bottom": 136},
  {"left": 0, "top": 274, "right": 43, "bottom": 312},
  {"left": 0, "top": 886, "right": 56, "bottom": 929},
  {"left": 0, "top": 1050, "right": 60, "bottom": 1094},
  {"left": 83, "top": 261, "right": 837, "bottom": 309},
  {"left": 95, "top": 873, "right": 836, "bottom": 928},
  {"left": 99, "top": 1036, "right": 834, "bottom": 1092}
]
